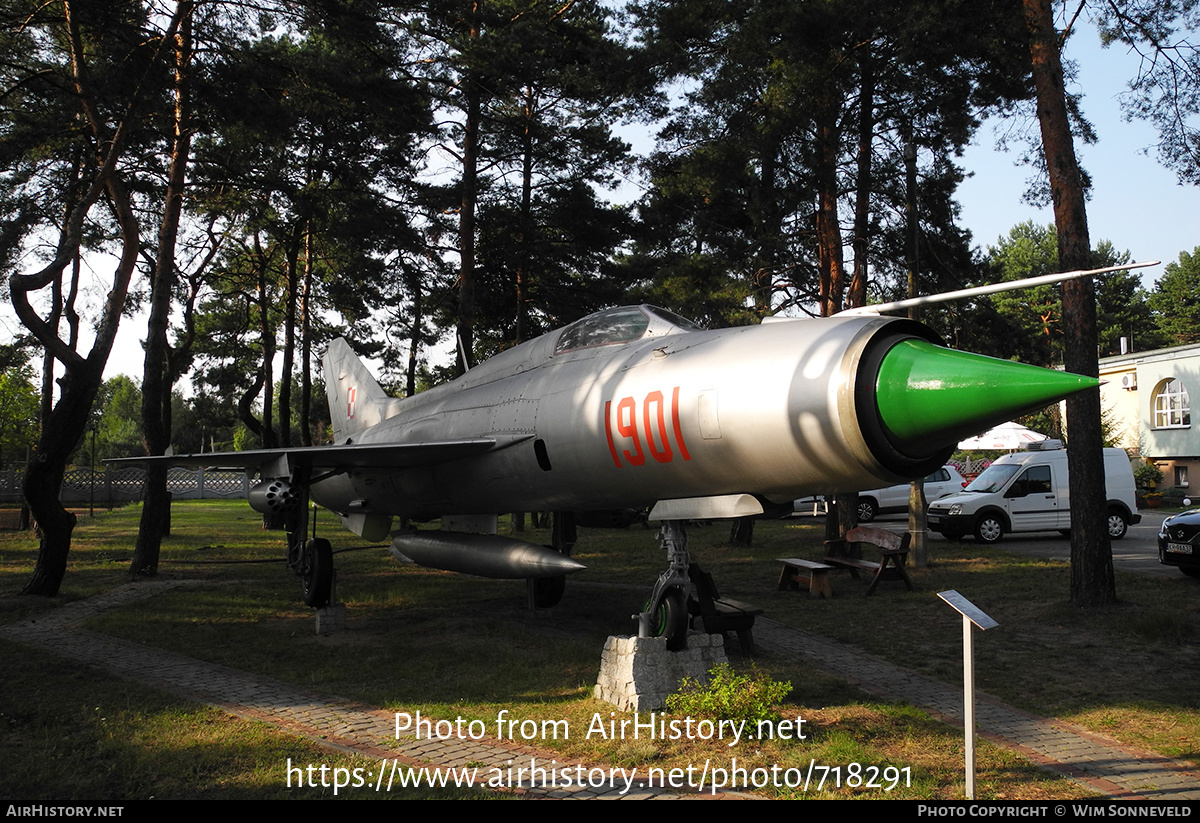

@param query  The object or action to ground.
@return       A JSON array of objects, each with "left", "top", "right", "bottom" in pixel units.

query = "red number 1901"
[{"left": 604, "top": 387, "right": 691, "bottom": 467}]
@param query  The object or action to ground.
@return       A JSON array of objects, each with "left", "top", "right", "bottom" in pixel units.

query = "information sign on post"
[{"left": 937, "top": 590, "right": 998, "bottom": 800}]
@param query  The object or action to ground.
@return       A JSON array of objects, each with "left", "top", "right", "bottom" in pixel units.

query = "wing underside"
[{"left": 111, "top": 435, "right": 531, "bottom": 474}]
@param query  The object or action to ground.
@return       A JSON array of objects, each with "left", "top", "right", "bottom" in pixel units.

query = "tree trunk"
[
  {"left": 406, "top": 269, "right": 423, "bottom": 398},
  {"left": 456, "top": 11, "right": 482, "bottom": 374},
  {"left": 19, "top": 172, "right": 139, "bottom": 593},
  {"left": 133, "top": 2, "right": 194, "bottom": 578},
  {"left": 728, "top": 517, "right": 753, "bottom": 546},
  {"left": 237, "top": 372, "right": 266, "bottom": 442},
  {"left": 816, "top": 95, "right": 851, "bottom": 539},
  {"left": 814, "top": 96, "right": 845, "bottom": 318},
  {"left": 903, "top": 123, "right": 929, "bottom": 567},
  {"left": 515, "top": 85, "right": 534, "bottom": 344},
  {"left": 279, "top": 223, "right": 302, "bottom": 449},
  {"left": 849, "top": 43, "right": 873, "bottom": 309},
  {"left": 749, "top": 129, "right": 781, "bottom": 320},
  {"left": 300, "top": 224, "right": 314, "bottom": 446},
  {"left": 21, "top": 383, "right": 94, "bottom": 594},
  {"left": 14, "top": 0, "right": 169, "bottom": 594},
  {"left": 254, "top": 233, "right": 277, "bottom": 450},
  {"left": 1024, "top": 0, "right": 1114, "bottom": 607}
]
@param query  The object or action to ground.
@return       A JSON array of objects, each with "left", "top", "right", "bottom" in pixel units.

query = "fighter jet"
[{"left": 136, "top": 262, "right": 1149, "bottom": 648}]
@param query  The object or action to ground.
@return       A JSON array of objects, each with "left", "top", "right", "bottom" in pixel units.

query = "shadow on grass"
[{"left": 4, "top": 502, "right": 1195, "bottom": 795}]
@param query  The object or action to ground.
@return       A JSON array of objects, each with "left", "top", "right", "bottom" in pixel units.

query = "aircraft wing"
[{"left": 111, "top": 435, "right": 530, "bottom": 474}]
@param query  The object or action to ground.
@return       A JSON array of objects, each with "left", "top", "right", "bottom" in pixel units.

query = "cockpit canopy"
[{"left": 554, "top": 305, "right": 703, "bottom": 355}]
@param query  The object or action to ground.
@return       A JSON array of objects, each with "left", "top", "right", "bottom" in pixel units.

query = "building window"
[
  {"left": 1176, "top": 466, "right": 1189, "bottom": 488},
  {"left": 1153, "top": 378, "right": 1190, "bottom": 429}
]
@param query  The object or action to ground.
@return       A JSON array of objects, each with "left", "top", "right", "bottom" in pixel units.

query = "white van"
[{"left": 927, "top": 441, "right": 1140, "bottom": 544}]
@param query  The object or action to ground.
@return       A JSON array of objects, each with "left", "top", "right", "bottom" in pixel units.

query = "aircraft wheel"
[
  {"left": 649, "top": 588, "right": 688, "bottom": 651},
  {"left": 302, "top": 538, "right": 333, "bottom": 608},
  {"left": 532, "top": 575, "right": 566, "bottom": 608},
  {"left": 856, "top": 497, "right": 877, "bottom": 523},
  {"left": 974, "top": 514, "right": 1005, "bottom": 545}
]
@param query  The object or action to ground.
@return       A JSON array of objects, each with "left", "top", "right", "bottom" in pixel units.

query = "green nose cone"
[{"left": 876, "top": 339, "right": 1100, "bottom": 449}]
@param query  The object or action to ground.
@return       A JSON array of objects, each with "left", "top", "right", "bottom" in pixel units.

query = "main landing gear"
[
  {"left": 529, "top": 512, "right": 576, "bottom": 609},
  {"left": 636, "top": 519, "right": 691, "bottom": 651},
  {"left": 281, "top": 471, "right": 336, "bottom": 609},
  {"left": 286, "top": 521, "right": 336, "bottom": 609},
  {"left": 299, "top": 537, "right": 334, "bottom": 607}
]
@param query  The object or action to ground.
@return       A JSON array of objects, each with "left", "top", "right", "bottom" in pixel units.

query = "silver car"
[{"left": 793, "top": 466, "right": 967, "bottom": 522}]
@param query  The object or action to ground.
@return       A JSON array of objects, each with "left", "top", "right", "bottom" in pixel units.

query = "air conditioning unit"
[{"left": 1119, "top": 373, "right": 1137, "bottom": 390}]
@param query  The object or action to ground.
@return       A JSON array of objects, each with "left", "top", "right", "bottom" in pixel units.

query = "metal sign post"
[{"left": 937, "top": 590, "right": 999, "bottom": 800}]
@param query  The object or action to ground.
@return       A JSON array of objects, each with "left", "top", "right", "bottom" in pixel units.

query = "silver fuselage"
[{"left": 310, "top": 312, "right": 946, "bottom": 521}]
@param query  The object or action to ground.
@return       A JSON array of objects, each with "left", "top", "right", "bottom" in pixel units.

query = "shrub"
[
  {"left": 665, "top": 663, "right": 792, "bottom": 729},
  {"left": 1134, "top": 460, "right": 1164, "bottom": 490}
]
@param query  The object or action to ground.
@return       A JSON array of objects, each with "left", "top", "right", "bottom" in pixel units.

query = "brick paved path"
[
  {"left": 3, "top": 581, "right": 1196, "bottom": 800},
  {"left": 754, "top": 619, "right": 1199, "bottom": 800},
  {"left": 0, "top": 582, "right": 716, "bottom": 800}
]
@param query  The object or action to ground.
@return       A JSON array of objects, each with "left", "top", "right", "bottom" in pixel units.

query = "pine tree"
[
  {"left": 2, "top": 0, "right": 191, "bottom": 595},
  {"left": 1023, "top": 0, "right": 1114, "bottom": 607},
  {"left": 1149, "top": 247, "right": 1200, "bottom": 345}
]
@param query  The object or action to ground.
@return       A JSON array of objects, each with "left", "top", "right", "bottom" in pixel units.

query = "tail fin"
[{"left": 323, "top": 338, "right": 404, "bottom": 441}]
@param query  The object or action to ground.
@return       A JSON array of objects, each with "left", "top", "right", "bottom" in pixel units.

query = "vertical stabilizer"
[{"left": 323, "top": 338, "right": 403, "bottom": 441}]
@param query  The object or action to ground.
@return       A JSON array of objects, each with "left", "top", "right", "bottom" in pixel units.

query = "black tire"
[
  {"left": 302, "top": 538, "right": 333, "bottom": 608},
  {"left": 1106, "top": 509, "right": 1129, "bottom": 540},
  {"left": 1180, "top": 567, "right": 1200, "bottom": 579},
  {"left": 649, "top": 588, "right": 688, "bottom": 651},
  {"left": 974, "top": 513, "right": 1005, "bottom": 544},
  {"left": 532, "top": 575, "right": 566, "bottom": 608},
  {"left": 857, "top": 497, "right": 878, "bottom": 523}
]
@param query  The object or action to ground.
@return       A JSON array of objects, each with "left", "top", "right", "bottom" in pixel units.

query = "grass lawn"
[{"left": 2, "top": 501, "right": 1196, "bottom": 800}]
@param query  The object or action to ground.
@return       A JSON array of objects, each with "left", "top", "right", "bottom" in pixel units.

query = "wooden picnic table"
[{"left": 776, "top": 557, "right": 835, "bottom": 598}]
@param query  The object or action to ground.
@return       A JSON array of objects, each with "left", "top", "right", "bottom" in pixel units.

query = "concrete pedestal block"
[
  {"left": 314, "top": 604, "right": 346, "bottom": 635},
  {"left": 594, "top": 632, "right": 727, "bottom": 711}
]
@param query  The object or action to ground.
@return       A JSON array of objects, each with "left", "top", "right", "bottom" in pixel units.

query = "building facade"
[{"left": 1099, "top": 342, "right": 1200, "bottom": 491}]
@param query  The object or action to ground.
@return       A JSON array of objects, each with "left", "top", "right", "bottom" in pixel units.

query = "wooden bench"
[
  {"left": 777, "top": 557, "right": 835, "bottom": 598},
  {"left": 687, "top": 563, "right": 762, "bottom": 655},
  {"left": 823, "top": 525, "right": 915, "bottom": 596}
]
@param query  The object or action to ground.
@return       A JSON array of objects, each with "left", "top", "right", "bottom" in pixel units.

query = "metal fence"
[{"left": 0, "top": 466, "right": 251, "bottom": 508}]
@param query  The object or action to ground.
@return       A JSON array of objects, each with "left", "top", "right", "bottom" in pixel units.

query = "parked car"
[
  {"left": 1157, "top": 510, "right": 1200, "bottom": 577},
  {"left": 927, "top": 441, "right": 1140, "bottom": 543},
  {"left": 792, "top": 466, "right": 966, "bottom": 522}
]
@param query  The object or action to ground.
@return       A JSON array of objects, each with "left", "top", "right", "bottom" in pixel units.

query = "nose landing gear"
[{"left": 636, "top": 520, "right": 691, "bottom": 651}]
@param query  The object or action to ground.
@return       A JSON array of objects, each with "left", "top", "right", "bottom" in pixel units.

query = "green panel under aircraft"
[{"left": 124, "top": 262, "right": 1152, "bottom": 648}]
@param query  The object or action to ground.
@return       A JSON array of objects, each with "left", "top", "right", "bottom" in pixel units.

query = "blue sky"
[{"left": 956, "top": 25, "right": 1197, "bottom": 285}]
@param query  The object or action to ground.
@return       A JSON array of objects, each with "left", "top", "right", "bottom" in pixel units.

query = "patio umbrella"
[{"left": 957, "top": 421, "right": 1049, "bottom": 450}]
